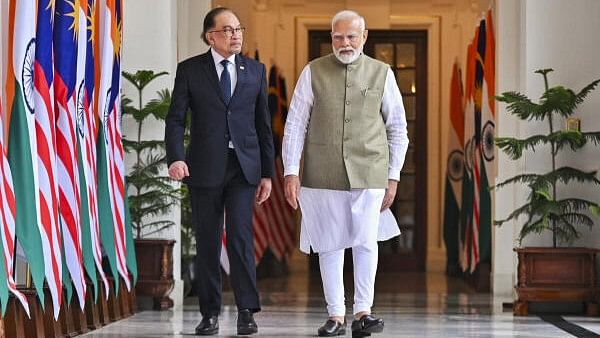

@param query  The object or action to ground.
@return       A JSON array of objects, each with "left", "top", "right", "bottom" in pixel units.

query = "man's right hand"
[
  {"left": 284, "top": 175, "right": 300, "bottom": 210},
  {"left": 168, "top": 161, "right": 189, "bottom": 181}
]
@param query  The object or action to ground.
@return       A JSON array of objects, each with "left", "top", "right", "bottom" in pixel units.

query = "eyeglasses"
[
  {"left": 331, "top": 32, "right": 362, "bottom": 43},
  {"left": 209, "top": 27, "right": 246, "bottom": 38}
]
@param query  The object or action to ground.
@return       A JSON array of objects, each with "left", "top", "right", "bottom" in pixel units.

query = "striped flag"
[
  {"left": 0, "top": 97, "right": 30, "bottom": 317},
  {"left": 54, "top": 0, "right": 86, "bottom": 309},
  {"left": 80, "top": 0, "right": 109, "bottom": 301},
  {"left": 478, "top": 10, "right": 495, "bottom": 268},
  {"left": 124, "top": 196, "right": 137, "bottom": 284},
  {"left": 34, "top": 0, "right": 63, "bottom": 318},
  {"left": 460, "top": 14, "right": 494, "bottom": 274},
  {"left": 265, "top": 65, "right": 295, "bottom": 261},
  {"left": 460, "top": 35, "right": 477, "bottom": 273},
  {"left": 96, "top": 0, "right": 129, "bottom": 291},
  {"left": 0, "top": 0, "right": 29, "bottom": 316},
  {"left": 219, "top": 226, "right": 230, "bottom": 274},
  {"left": 263, "top": 159, "right": 295, "bottom": 260},
  {"left": 6, "top": 0, "right": 47, "bottom": 309},
  {"left": 443, "top": 62, "right": 464, "bottom": 275},
  {"left": 107, "top": 0, "right": 129, "bottom": 290},
  {"left": 268, "top": 65, "right": 287, "bottom": 156}
]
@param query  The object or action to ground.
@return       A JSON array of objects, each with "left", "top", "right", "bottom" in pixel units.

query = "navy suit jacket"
[{"left": 165, "top": 51, "right": 274, "bottom": 187}]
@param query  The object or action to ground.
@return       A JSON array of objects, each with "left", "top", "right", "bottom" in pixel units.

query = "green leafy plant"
[
  {"left": 122, "top": 70, "right": 179, "bottom": 239},
  {"left": 494, "top": 69, "right": 600, "bottom": 247}
]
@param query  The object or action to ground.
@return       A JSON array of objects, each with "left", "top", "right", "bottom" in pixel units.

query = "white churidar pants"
[
  {"left": 298, "top": 187, "right": 400, "bottom": 316},
  {"left": 319, "top": 241, "right": 378, "bottom": 316}
]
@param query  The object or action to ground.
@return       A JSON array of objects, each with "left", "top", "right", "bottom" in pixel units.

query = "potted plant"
[
  {"left": 122, "top": 70, "right": 179, "bottom": 310},
  {"left": 495, "top": 68, "right": 600, "bottom": 316}
]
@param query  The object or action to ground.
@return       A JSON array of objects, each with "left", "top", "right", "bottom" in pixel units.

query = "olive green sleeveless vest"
[{"left": 302, "top": 53, "right": 389, "bottom": 190}]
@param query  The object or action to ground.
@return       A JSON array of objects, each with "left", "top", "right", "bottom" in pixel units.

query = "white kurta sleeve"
[
  {"left": 381, "top": 68, "right": 410, "bottom": 181},
  {"left": 282, "top": 65, "right": 314, "bottom": 177}
]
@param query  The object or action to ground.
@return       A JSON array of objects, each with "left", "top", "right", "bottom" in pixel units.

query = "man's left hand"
[
  {"left": 255, "top": 178, "right": 272, "bottom": 205},
  {"left": 381, "top": 179, "right": 398, "bottom": 211}
]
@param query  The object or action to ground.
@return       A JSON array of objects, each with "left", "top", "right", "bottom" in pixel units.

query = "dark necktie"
[{"left": 220, "top": 59, "right": 231, "bottom": 104}]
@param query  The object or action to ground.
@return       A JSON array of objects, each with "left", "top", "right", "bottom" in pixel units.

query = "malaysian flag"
[
  {"left": 34, "top": 0, "right": 64, "bottom": 319},
  {"left": 54, "top": 0, "right": 87, "bottom": 309},
  {"left": 96, "top": 0, "right": 130, "bottom": 291}
]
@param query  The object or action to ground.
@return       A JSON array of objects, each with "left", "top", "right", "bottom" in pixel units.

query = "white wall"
[
  {"left": 494, "top": 0, "right": 600, "bottom": 297},
  {"left": 178, "top": 0, "right": 212, "bottom": 61},
  {"left": 121, "top": 0, "right": 188, "bottom": 309}
]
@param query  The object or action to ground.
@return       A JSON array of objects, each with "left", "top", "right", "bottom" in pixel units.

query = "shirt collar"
[{"left": 211, "top": 48, "right": 236, "bottom": 68}]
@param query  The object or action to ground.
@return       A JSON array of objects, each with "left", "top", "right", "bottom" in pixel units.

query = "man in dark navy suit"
[{"left": 165, "top": 7, "right": 274, "bottom": 336}]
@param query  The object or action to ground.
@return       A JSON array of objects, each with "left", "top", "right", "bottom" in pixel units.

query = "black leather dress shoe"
[
  {"left": 195, "top": 315, "right": 218, "bottom": 335},
  {"left": 351, "top": 314, "right": 384, "bottom": 337},
  {"left": 317, "top": 319, "right": 346, "bottom": 336},
  {"left": 237, "top": 309, "right": 258, "bottom": 335}
]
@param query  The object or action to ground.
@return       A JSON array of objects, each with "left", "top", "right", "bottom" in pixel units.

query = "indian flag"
[
  {"left": 0, "top": 0, "right": 30, "bottom": 319},
  {"left": 460, "top": 34, "right": 476, "bottom": 273},
  {"left": 7, "top": 0, "right": 47, "bottom": 311},
  {"left": 443, "top": 62, "right": 464, "bottom": 275},
  {"left": 0, "top": 95, "right": 30, "bottom": 317}
]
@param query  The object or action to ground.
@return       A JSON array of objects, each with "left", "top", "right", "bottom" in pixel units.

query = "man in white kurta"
[{"left": 282, "top": 10, "right": 409, "bottom": 338}]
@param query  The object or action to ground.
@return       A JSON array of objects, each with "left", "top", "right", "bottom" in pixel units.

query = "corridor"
[{"left": 80, "top": 271, "right": 600, "bottom": 337}]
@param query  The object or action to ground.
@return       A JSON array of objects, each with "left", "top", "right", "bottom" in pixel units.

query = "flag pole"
[{"left": 25, "top": 263, "right": 31, "bottom": 288}]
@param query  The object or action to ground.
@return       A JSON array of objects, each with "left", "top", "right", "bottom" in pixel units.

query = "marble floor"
[{"left": 81, "top": 271, "right": 600, "bottom": 337}]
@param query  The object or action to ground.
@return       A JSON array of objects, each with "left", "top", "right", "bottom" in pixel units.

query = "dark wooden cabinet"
[{"left": 513, "top": 247, "right": 600, "bottom": 316}]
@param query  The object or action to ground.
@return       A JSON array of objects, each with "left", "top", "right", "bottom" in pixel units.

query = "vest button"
[
  {"left": 345, "top": 100, "right": 350, "bottom": 105},
  {"left": 344, "top": 118, "right": 350, "bottom": 123},
  {"left": 346, "top": 84, "right": 351, "bottom": 88}
]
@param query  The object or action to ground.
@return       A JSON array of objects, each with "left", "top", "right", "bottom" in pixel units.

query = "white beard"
[{"left": 333, "top": 45, "right": 363, "bottom": 64}]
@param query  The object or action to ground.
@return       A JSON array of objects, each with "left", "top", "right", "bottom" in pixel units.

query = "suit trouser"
[
  {"left": 189, "top": 150, "right": 259, "bottom": 316},
  {"left": 319, "top": 241, "right": 378, "bottom": 317}
]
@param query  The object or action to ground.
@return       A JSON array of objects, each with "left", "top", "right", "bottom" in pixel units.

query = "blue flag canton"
[
  {"left": 54, "top": 0, "right": 81, "bottom": 97},
  {"left": 35, "top": 0, "right": 55, "bottom": 84}
]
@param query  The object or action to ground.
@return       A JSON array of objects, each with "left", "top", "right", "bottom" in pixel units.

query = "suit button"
[
  {"left": 344, "top": 118, "right": 350, "bottom": 123},
  {"left": 345, "top": 100, "right": 350, "bottom": 105},
  {"left": 346, "top": 84, "right": 351, "bottom": 88},
  {"left": 228, "top": 111, "right": 232, "bottom": 115}
]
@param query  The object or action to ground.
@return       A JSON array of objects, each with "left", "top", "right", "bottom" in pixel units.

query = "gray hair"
[{"left": 331, "top": 10, "right": 365, "bottom": 31}]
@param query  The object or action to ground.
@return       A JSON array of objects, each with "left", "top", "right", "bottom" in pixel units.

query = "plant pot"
[
  {"left": 134, "top": 239, "right": 176, "bottom": 310},
  {"left": 513, "top": 247, "right": 600, "bottom": 316}
]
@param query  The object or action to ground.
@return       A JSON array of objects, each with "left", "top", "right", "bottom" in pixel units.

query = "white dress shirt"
[
  {"left": 211, "top": 48, "right": 237, "bottom": 148},
  {"left": 211, "top": 48, "right": 237, "bottom": 95}
]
